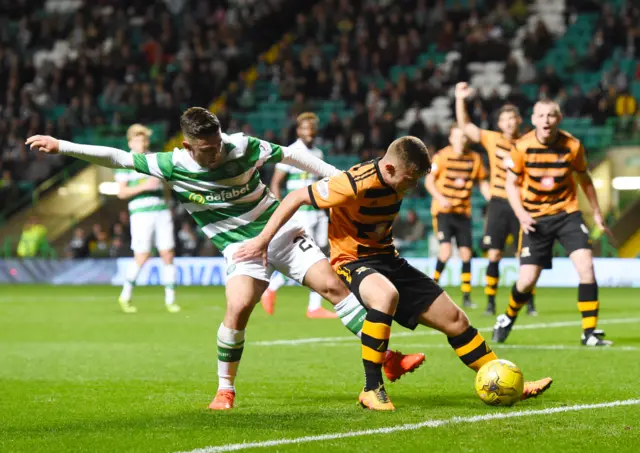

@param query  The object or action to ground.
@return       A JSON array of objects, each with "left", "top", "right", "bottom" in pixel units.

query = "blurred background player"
[
  {"left": 454, "top": 82, "right": 537, "bottom": 316},
  {"left": 114, "top": 124, "right": 179, "bottom": 314},
  {"left": 425, "top": 126, "right": 490, "bottom": 309},
  {"left": 493, "top": 100, "right": 612, "bottom": 347},
  {"left": 261, "top": 112, "right": 336, "bottom": 319}
]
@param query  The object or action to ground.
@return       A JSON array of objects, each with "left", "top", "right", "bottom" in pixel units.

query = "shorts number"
[{"left": 294, "top": 236, "right": 313, "bottom": 252}]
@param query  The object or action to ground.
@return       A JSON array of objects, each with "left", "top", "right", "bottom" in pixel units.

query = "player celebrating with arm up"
[
  {"left": 493, "top": 100, "right": 613, "bottom": 347},
  {"left": 425, "top": 126, "right": 490, "bottom": 309},
  {"left": 235, "top": 136, "right": 552, "bottom": 411},
  {"left": 26, "top": 107, "right": 423, "bottom": 411},
  {"left": 454, "top": 82, "right": 537, "bottom": 316}
]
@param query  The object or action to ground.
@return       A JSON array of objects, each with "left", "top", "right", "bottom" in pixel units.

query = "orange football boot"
[
  {"left": 383, "top": 350, "right": 426, "bottom": 382},
  {"left": 306, "top": 307, "right": 338, "bottom": 319},
  {"left": 260, "top": 289, "right": 276, "bottom": 315},
  {"left": 521, "top": 377, "right": 553, "bottom": 400},
  {"left": 208, "top": 389, "right": 235, "bottom": 410},
  {"left": 359, "top": 386, "right": 395, "bottom": 411}
]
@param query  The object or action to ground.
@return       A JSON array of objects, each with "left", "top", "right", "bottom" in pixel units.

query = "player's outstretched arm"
[
  {"left": 233, "top": 187, "right": 312, "bottom": 265},
  {"left": 455, "top": 82, "right": 482, "bottom": 143},
  {"left": 281, "top": 146, "right": 341, "bottom": 178},
  {"left": 26, "top": 135, "right": 134, "bottom": 169}
]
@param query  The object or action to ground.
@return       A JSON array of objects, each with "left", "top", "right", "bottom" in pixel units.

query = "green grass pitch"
[{"left": 1, "top": 285, "right": 639, "bottom": 452}]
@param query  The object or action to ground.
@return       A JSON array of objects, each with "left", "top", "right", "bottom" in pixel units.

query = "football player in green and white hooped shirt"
[
  {"left": 262, "top": 112, "right": 335, "bottom": 318},
  {"left": 114, "top": 124, "right": 179, "bottom": 314},
  {"left": 26, "top": 107, "right": 425, "bottom": 411}
]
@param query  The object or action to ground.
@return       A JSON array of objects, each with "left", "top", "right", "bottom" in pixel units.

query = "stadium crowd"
[
  {"left": 2, "top": 0, "right": 640, "bottom": 258},
  {"left": 221, "top": 0, "right": 640, "bottom": 160},
  {"left": 0, "top": 0, "right": 291, "bottom": 211}
]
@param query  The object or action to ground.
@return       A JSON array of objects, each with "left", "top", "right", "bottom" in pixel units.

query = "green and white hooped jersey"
[
  {"left": 131, "top": 133, "right": 284, "bottom": 252},
  {"left": 114, "top": 163, "right": 168, "bottom": 216},
  {"left": 275, "top": 139, "right": 323, "bottom": 212}
]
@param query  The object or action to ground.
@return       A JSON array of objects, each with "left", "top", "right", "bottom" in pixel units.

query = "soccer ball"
[{"left": 475, "top": 359, "right": 524, "bottom": 406}]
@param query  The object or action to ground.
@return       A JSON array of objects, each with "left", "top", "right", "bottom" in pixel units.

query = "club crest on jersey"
[
  {"left": 316, "top": 178, "right": 330, "bottom": 200},
  {"left": 504, "top": 157, "right": 514, "bottom": 168},
  {"left": 483, "top": 235, "right": 492, "bottom": 245},
  {"left": 455, "top": 178, "right": 466, "bottom": 187},
  {"left": 541, "top": 176, "right": 555, "bottom": 188}
]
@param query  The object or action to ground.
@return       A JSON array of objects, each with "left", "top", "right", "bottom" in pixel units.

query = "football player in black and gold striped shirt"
[
  {"left": 493, "top": 100, "right": 613, "bottom": 347},
  {"left": 455, "top": 82, "right": 537, "bottom": 316},
  {"left": 425, "top": 126, "right": 490, "bottom": 309}
]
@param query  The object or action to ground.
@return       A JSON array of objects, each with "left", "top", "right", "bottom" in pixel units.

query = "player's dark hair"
[
  {"left": 387, "top": 136, "right": 432, "bottom": 175},
  {"left": 180, "top": 107, "right": 221, "bottom": 139}
]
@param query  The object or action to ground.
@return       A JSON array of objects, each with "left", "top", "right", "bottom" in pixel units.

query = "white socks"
[
  {"left": 268, "top": 272, "right": 286, "bottom": 292},
  {"left": 120, "top": 261, "right": 142, "bottom": 302},
  {"left": 163, "top": 264, "right": 177, "bottom": 305},
  {"left": 307, "top": 291, "right": 323, "bottom": 311},
  {"left": 217, "top": 323, "right": 246, "bottom": 391},
  {"left": 334, "top": 293, "right": 366, "bottom": 337}
]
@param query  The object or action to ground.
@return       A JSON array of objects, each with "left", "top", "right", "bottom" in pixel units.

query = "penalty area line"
[{"left": 177, "top": 398, "right": 640, "bottom": 453}]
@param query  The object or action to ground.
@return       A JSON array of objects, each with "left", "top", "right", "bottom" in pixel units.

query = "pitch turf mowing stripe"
[
  {"left": 386, "top": 343, "right": 640, "bottom": 352},
  {"left": 251, "top": 317, "right": 640, "bottom": 346},
  {"left": 177, "top": 399, "right": 640, "bottom": 453}
]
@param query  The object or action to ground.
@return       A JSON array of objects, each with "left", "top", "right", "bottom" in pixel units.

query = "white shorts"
[
  {"left": 223, "top": 219, "right": 327, "bottom": 283},
  {"left": 130, "top": 210, "right": 175, "bottom": 254},
  {"left": 293, "top": 210, "right": 329, "bottom": 248}
]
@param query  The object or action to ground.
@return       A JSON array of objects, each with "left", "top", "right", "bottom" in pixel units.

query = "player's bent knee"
[
  {"left": 488, "top": 249, "right": 502, "bottom": 262},
  {"left": 321, "top": 275, "right": 351, "bottom": 304},
  {"left": 459, "top": 247, "right": 472, "bottom": 261},
  {"left": 359, "top": 274, "right": 398, "bottom": 314}
]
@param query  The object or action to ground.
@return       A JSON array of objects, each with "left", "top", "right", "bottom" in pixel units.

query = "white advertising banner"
[{"left": 111, "top": 257, "right": 640, "bottom": 288}]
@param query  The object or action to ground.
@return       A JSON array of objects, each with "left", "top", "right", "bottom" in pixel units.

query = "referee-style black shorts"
[
  {"left": 483, "top": 198, "right": 520, "bottom": 251},
  {"left": 434, "top": 213, "right": 472, "bottom": 248},
  {"left": 519, "top": 211, "right": 592, "bottom": 269},
  {"left": 337, "top": 254, "right": 444, "bottom": 330}
]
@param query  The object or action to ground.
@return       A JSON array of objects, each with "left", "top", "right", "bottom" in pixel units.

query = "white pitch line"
[
  {"left": 177, "top": 398, "right": 640, "bottom": 453},
  {"left": 253, "top": 317, "right": 640, "bottom": 346}
]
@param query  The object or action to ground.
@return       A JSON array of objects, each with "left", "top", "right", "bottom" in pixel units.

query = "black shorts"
[
  {"left": 519, "top": 211, "right": 591, "bottom": 270},
  {"left": 337, "top": 255, "right": 444, "bottom": 330},
  {"left": 434, "top": 213, "right": 472, "bottom": 248},
  {"left": 483, "top": 198, "right": 520, "bottom": 251}
]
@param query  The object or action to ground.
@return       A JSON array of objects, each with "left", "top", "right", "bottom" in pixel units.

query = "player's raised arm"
[
  {"left": 26, "top": 135, "right": 135, "bottom": 169},
  {"left": 455, "top": 82, "right": 482, "bottom": 143}
]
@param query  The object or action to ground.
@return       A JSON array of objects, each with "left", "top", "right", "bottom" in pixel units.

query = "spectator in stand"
[
  {"left": 66, "top": 227, "right": 90, "bottom": 259},
  {"left": 177, "top": 222, "right": 199, "bottom": 257},
  {"left": 16, "top": 215, "right": 48, "bottom": 258}
]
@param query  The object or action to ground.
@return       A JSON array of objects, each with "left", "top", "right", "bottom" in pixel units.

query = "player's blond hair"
[
  {"left": 296, "top": 112, "right": 319, "bottom": 126},
  {"left": 533, "top": 99, "right": 562, "bottom": 115},
  {"left": 127, "top": 124, "right": 153, "bottom": 141},
  {"left": 386, "top": 136, "right": 432, "bottom": 174}
]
